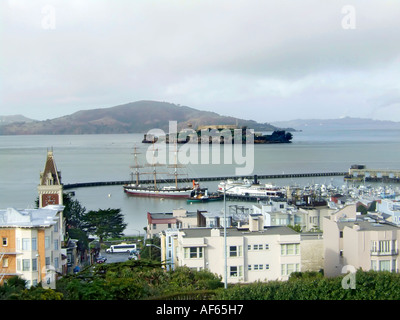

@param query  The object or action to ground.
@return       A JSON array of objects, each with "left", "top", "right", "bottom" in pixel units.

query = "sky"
[{"left": 1, "top": 0, "right": 400, "bottom": 122}]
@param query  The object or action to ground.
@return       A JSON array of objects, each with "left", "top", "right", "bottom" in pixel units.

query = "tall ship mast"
[{"left": 123, "top": 144, "right": 195, "bottom": 198}]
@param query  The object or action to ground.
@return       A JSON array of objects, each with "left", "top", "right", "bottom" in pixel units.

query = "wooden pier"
[{"left": 63, "top": 171, "right": 347, "bottom": 190}]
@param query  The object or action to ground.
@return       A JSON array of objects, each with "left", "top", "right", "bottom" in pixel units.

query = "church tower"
[{"left": 38, "top": 149, "right": 63, "bottom": 208}]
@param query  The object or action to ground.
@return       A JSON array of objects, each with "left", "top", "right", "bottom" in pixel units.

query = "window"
[
  {"left": 265, "top": 264, "right": 270, "bottom": 270},
  {"left": 379, "top": 260, "right": 391, "bottom": 271},
  {"left": 371, "top": 240, "right": 396, "bottom": 255},
  {"left": 281, "top": 244, "right": 300, "bottom": 255},
  {"left": 54, "top": 257, "right": 59, "bottom": 269},
  {"left": 45, "top": 236, "right": 50, "bottom": 249},
  {"left": 184, "top": 247, "right": 203, "bottom": 259},
  {"left": 253, "top": 244, "right": 263, "bottom": 250},
  {"left": 2, "top": 258, "right": 8, "bottom": 268},
  {"left": 230, "top": 246, "right": 237, "bottom": 257},
  {"left": 2, "top": 237, "right": 7, "bottom": 246},
  {"left": 32, "top": 238, "right": 37, "bottom": 251},
  {"left": 54, "top": 239, "right": 59, "bottom": 250},
  {"left": 281, "top": 263, "right": 300, "bottom": 276},
  {"left": 265, "top": 244, "right": 269, "bottom": 250},
  {"left": 229, "top": 266, "right": 243, "bottom": 277},
  {"left": 22, "top": 259, "right": 30, "bottom": 271},
  {"left": 32, "top": 258, "right": 37, "bottom": 271},
  {"left": 252, "top": 264, "right": 265, "bottom": 271},
  {"left": 22, "top": 238, "right": 30, "bottom": 251},
  {"left": 45, "top": 257, "right": 50, "bottom": 267}
]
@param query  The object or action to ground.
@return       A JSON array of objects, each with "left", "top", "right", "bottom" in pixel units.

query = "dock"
[
  {"left": 63, "top": 171, "right": 347, "bottom": 190},
  {"left": 344, "top": 165, "right": 400, "bottom": 183}
]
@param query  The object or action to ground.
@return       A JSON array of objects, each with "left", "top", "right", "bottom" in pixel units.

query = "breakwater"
[{"left": 63, "top": 171, "right": 347, "bottom": 190}]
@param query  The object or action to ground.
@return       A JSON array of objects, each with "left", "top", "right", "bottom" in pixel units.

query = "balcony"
[{"left": 370, "top": 249, "right": 399, "bottom": 256}]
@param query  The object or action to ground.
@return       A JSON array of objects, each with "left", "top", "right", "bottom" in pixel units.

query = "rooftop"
[
  {"left": 0, "top": 205, "right": 64, "bottom": 228},
  {"left": 180, "top": 225, "right": 299, "bottom": 238}
]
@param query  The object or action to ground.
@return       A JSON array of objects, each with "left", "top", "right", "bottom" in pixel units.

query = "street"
[{"left": 99, "top": 252, "right": 131, "bottom": 264}]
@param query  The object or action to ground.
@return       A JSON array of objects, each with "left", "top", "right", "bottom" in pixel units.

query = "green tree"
[
  {"left": 82, "top": 208, "right": 127, "bottom": 244},
  {"left": 63, "top": 193, "right": 86, "bottom": 230}
]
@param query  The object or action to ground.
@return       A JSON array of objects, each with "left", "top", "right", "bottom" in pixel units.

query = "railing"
[{"left": 370, "top": 249, "right": 399, "bottom": 256}]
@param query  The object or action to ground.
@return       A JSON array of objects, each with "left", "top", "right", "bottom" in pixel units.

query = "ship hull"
[{"left": 123, "top": 185, "right": 192, "bottom": 198}]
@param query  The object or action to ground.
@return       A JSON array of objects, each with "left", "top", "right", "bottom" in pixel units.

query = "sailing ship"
[{"left": 123, "top": 145, "right": 195, "bottom": 198}]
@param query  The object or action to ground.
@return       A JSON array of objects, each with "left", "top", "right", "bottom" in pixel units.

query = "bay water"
[{"left": 1, "top": 128, "right": 400, "bottom": 235}]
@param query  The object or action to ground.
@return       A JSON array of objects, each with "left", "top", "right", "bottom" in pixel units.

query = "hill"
[
  {"left": 0, "top": 115, "right": 36, "bottom": 125},
  {"left": 0, "top": 101, "right": 285, "bottom": 135}
]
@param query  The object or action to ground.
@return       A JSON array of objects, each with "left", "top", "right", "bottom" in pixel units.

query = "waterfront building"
[
  {"left": 323, "top": 205, "right": 400, "bottom": 277},
  {"left": 0, "top": 205, "right": 65, "bottom": 287},
  {"left": 175, "top": 214, "right": 301, "bottom": 283}
]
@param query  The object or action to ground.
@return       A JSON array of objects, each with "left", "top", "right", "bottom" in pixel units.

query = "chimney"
[{"left": 249, "top": 214, "right": 264, "bottom": 232}]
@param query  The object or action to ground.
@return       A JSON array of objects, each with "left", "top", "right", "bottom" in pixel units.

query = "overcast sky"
[{"left": 1, "top": 0, "right": 399, "bottom": 122}]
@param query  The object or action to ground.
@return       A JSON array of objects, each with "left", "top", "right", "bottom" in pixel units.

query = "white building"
[{"left": 174, "top": 214, "right": 301, "bottom": 283}]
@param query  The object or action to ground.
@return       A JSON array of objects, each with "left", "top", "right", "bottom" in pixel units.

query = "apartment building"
[
  {"left": 324, "top": 206, "right": 400, "bottom": 277},
  {"left": 147, "top": 209, "right": 232, "bottom": 239},
  {"left": 174, "top": 214, "right": 301, "bottom": 283},
  {"left": 253, "top": 199, "right": 335, "bottom": 231},
  {"left": 376, "top": 199, "right": 400, "bottom": 225},
  {"left": 0, "top": 205, "right": 65, "bottom": 287}
]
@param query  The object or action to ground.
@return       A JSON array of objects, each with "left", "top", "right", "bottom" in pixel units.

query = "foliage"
[
  {"left": 0, "top": 276, "right": 27, "bottom": 300},
  {"left": 215, "top": 270, "right": 400, "bottom": 300},
  {"left": 82, "top": 208, "right": 127, "bottom": 243},
  {"left": 139, "top": 237, "right": 161, "bottom": 261},
  {"left": 287, "top": 224, "right": 302, "bottom": 232},
  {"left": 5, "top": 264, "right": 400, "bottom": 300},
  {"left": 63, "top": 192, "right": 87, "bottom": 230},
  {"left": 56, "top": 260, "right": 223, "bottom": 300}
]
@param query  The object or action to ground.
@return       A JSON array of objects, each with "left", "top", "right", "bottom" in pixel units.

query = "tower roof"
[{"left": 40, "top": 150, "right": 62, "bottom": 185}]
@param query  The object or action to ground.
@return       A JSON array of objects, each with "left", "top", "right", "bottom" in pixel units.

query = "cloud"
[{"left": 1, "top": 0, "right": 400, "bottom": 121}]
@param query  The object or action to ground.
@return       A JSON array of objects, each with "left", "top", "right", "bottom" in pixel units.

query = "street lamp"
[
  {"left": 146, "top": 243, "right": 161, "bottom": 250},
  {"left": 223, "top": 184, "right": 236, "bottom": 289},
  {"left": 146, "top": 243, "right": 161, "bottom": 261}
]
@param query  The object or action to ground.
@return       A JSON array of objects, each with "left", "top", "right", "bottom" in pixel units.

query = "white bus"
[{"left": 106, "top": 243, "right": 137, "bottom": 253}]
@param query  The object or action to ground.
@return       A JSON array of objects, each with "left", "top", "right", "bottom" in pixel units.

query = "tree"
[
  {"left": 82, "top": 208, "right": 127, "bottom": 244},
  {"left": 63, "top": 193, "right": 86, "bottom": 230}
]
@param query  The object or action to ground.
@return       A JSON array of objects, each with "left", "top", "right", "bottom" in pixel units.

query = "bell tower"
[{"left": 38, "top": 148, "right": 63, "bottom": 208}]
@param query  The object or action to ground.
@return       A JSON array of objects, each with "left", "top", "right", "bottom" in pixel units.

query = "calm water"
[{"left": 1, "top": 128, "right": 400, "bottom": 235}]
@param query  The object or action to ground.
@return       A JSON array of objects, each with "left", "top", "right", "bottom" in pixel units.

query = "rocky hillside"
[{"left": 0, "top": 101, "right": 285, "bottom": 135}]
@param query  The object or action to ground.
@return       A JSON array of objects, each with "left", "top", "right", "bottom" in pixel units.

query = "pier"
[
  {"left": 63, "top": 171, "right": 347, "bottom": 190},
  {"left": 344, "top": 165, "right": 400, "bottom": 183}
]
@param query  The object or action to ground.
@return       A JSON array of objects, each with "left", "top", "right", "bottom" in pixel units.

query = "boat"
[
  {"left": 217, "top": 175, "right": 286, "bottom": 199},
  {"left": 187, "top": 186, "right": 223, "bottom": 203},
  {"left": 123, "top": 146, "right": 195, "bottom": 198}
]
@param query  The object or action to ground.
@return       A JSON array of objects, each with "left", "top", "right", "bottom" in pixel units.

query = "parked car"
[
  {"left": 96, "top": 256, "right": 107, "bottom": 263},
  {"left": 128, "top": 251, "right": 138, "bottom": 260}
]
